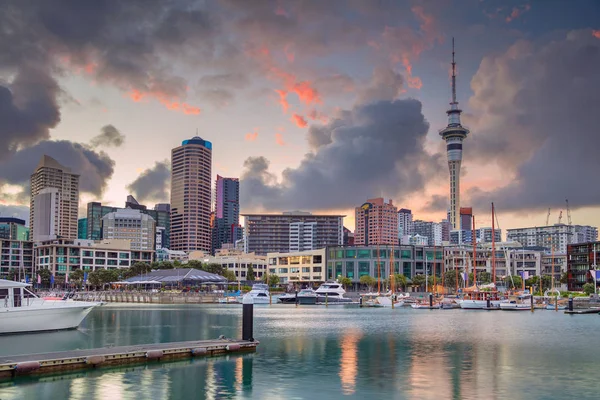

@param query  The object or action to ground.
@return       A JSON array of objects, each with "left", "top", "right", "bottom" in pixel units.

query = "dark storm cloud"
[
  {"left": 0, "top": 140, "right": 115, "bottom": 197},
  {"left": 241, "top": 99, "right": 436, "bottom": 210},
  {"left": 126, "top": 161, "right": 170, "bottom": 203},
  {"left": 90, "top": 125, "right": 125, "bottom": 148},
  {"left": 465, "top": 30, "right": 600, "bottom": 212},
  {"left": 422, "top": 195, "right": 448, "bottom": 213},
  {"left": 0, "top": 205, "right": 29, "bottom": 222}
]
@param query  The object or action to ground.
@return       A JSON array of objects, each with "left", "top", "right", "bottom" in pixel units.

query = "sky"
[{"left": 1, "top": 0, "right": 600, "bottom": 234}]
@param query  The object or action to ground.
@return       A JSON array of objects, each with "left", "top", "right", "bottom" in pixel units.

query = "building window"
[
  {"left": 346, "top": 261, "right": 355, "bottom": 278},
  {"left": 359, "top": 262, "right": 370, "bottom": 277},
  {"left": 278, "top": 268, "right": 288, "bottom": 274},
  {"left": 313, "top": 255, "right": 322, "bottom": 264}
]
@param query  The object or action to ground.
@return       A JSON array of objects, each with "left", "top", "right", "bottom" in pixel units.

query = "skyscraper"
[
  {"left": 439, "top": 39, "right": 469, "bottom": 230},
  {"left": 170, "top": 136, "right": 212, "bottom": 253},
  {"left": 212, "top": 175, "right": 241, "bottom": 253},
  {"left": 460, "top": 207, "right": 473, "bottom": 231},
  {"left": 30, "top": 155, "right": 79, "bottom": 240},
  {"left": 355, "top": 198, "right": 398, "bottom": 246},
  {"left": 397, "top": 208, "right": 413, "bottom": 238}
]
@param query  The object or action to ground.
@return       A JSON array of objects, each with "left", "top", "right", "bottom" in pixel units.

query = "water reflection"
[{"left": 2, "top": 305, "right": 600, "bottom": 399}]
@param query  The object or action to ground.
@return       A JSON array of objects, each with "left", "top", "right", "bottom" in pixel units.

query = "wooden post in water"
[
  {"left": 295, "top": 290, "right": 298, "bottom": 308},
  {"left": 326, "top": 292, "right": 328, "bottom": 307},
  {"left": 530, "top": 290, "right": 534, "bottom": 312},
  {"left": 555, "top": 295, "right": 558, "bottom": 312}
]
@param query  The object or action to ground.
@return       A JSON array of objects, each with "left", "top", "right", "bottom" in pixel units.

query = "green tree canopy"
[
  {"left": 246, "top": 265, "right": 255, "bottom": 281},
  {"left": 223, "top": 269, "right": 236, "bottom": 282},
  {"left": 583, "top": 283, "right": 596, "bottom": 295},
  {"left": 504, "top": 275, "right": 522, "bottom": 289},
  {"left": 411, "top": 274, "right": 426, "bottom": 289},
  {"left": 268, "top": 274, "right": 280, "bottom": 287},
  {"left": 339, "top": 277, "right": 352, "bottom": 290},
  {"left": 394, "top": 274, "right": 408, "bottom": 291},
  {"left": 38, "top": 268, "right": 51, "bottom": 285},
  {"left": 202, "top": 262, "right": 225, "bottom": 276},
  {"left": 69, "top": 269, "right": 84, "bottom": 284},
  {"left": 359, "top": 275, "right": 376, "bottom": 291},
  {"left": 560, "top": 272, "right": 569, "bottom": 284},
  {"left": 444, "top": 272, "right": 457, "bottom": 289}
]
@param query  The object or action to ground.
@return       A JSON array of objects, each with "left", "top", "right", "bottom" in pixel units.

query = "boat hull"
[
  {"left": 460, "top": 300, "right": 502, "bottom": 309},
  {"left": 500, "top": 304, "right": 531, "bottom": 311},
  {"left": 316, "top": 296, "right": 353, "bottom": 304},
  {"left": 375, "top": 297, "right": 404, "bottom": 307},
  {"left": 0, "top": 303, "right": 97, "bottom": 334}
]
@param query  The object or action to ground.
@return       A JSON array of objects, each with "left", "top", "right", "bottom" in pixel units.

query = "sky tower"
[{"left": 439, "top": 38, "right": 469, "bottom": 230}]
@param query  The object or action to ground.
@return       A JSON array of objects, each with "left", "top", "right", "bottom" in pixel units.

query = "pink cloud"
[
  {"left": 275, "top": 132, "right": 286, "bottom": 146},
  {"left": 291, "top": 113, "right": 308, "bottom": 128}
]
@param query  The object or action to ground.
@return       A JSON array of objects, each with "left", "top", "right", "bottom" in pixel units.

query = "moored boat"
[
  {"left": 459, "top": 283, "right": 502, "bottom": 309},
  {"left": 315, "top": 282, "right": 353, "bottom": 303},
  {"left": 278, "top": 288, "right": 317, "bottom": 304},
  {"left": 237, "top": 283, "right": 271, "bottom": 304},
  {"left": 0, "top": 279, "right": 100, "bottom": 335}
]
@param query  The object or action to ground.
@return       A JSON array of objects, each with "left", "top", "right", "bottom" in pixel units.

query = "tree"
[
  {"left": 262, "top": 272, "right": 269, "bottom": 283},
  {"left": 504, "top": 275, "right": 522, "bottom": 289},
  {"left": 246, "top": 265, "right": 255, "bottom": 281},
  {"left": 583, "top": 283, "right": 596, "bottom": 295},
  {"left": 339, "top": 277, "right": 352, "bottom": 290},
  {"left": 444, "top": 273, "right": 456, "bottom": 289},
  {"left": 187, "top": 260, "right": 203, "bottom": 270},
  {"left": 477, "top": 272, "right": 492, "bottom": 284},
  {"left": 88, "top": 271, "right": 101, "bottom": 288},
  {"left": 268, "top": 274, "right": 280, "bottom": 287},
  {"left": 69, "top": 269, "right": 85, "bottom": 286},
  {"left": 223, "top": 269, "right": 236, "bottom": 282},
  {"left": 411, "top": 274, "right": 426, "bottom": 290},
  {"left": 38, "top": 268, "right": 51, "bottom": 286},
  {"left": 560, "top": 272, "right": 569, "bottom": 285},
  {"left": 394, "top": 274, "right": 408, "bottom": 291},
  {"left": 202, "top": 262, "right": 225, "bottom": 275},
  {"left": 173, "top": 260, "right": 182, "bottom": 268},
  {"left": 359, "top": 275, "right": 376, "bottom": 292}
]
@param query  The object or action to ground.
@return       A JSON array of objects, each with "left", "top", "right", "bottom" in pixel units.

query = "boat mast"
[
  {"left": 492, "top": 202, "right": 496, "bottom": 285},
  {"left": 433, "top": 244, "right": 437, "bottom": 294},
  {"left": 455, "top": 252, "right": 459, "bottom": 293},
  {"left": 377, "top": 225, "right": 381, "bottom": 294},
  {"left": 472, "top": 214, "right": 477, "bottom": 285},
  {"left": 391, "top": 237, "right": 395, "bottom": 300}
]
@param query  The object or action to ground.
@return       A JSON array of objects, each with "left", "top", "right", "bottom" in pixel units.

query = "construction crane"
[
  {"left": 566, "top": 199, "right": 572, "bottom": 225},
  {"left": 545, "top": 208, "right": 551, "bottom": 226},
  {"left": 558, "top": 211, "right": 563, "bottom": 224}
]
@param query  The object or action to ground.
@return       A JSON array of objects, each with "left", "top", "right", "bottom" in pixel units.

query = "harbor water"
[{"left": 1, "top": 304, "right": 599, "bottom": 399}]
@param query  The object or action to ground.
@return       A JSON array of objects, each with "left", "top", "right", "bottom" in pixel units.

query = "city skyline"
[{"left": 1, "top": 1, "right": 600, "bottom": 233}]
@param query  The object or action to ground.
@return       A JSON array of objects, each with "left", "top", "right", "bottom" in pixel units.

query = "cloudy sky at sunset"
[{"left": 1, "top": 0, "right": 600, "bottom": 233}]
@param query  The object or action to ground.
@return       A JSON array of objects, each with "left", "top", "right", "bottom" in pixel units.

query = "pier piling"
[
  {"left": 242, "top": 295, "right": 254, "bottom": 341},
  {"left": 568, "top": 295, "right": 573, "bottom": 312},
  {"left": 429, "top": 293, "right": 433, "bottom": 308}
]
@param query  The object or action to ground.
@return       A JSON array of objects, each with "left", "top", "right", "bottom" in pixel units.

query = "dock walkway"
[{"left": 0, "top": 338, "right": 258, "bottom": 379}]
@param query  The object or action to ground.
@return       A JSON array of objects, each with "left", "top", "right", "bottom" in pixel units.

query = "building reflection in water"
[{"left": 339, "top": 329, "right": 362, "bottom": 395}]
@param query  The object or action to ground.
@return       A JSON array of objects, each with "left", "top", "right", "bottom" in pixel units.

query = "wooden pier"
[{"left": 0, "top": 338, "right": 258, "bottom": 379}]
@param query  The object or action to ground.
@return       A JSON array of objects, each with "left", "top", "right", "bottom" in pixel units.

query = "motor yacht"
[
  {"left": 0, "top": 279, "right": 100, "bottom": 335},
  {"left": 278, "top": 288, "right": 317, "bottom": 304},
  {"left": 315, "top": 282, "right": 353, "bottom": 304},
  {"left": 237, "top": 283, "right": 271, "bottom": 304}
]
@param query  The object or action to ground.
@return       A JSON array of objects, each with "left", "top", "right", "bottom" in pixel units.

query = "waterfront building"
[
  {"left": 77, "top": 218, "right": 87, "bottom": 239},
  {"left": 567, "top": 241, "right": 600, "bottom": 291},
  {"left": 326, "top": 245, "right": 443, "bottom": 286},
  {"left": 409, "top": 234, "right": 428, "bottom": 246},
  {"left": 343, "top": 227, "right": 354, "bottom": 246},
  {"left": 439, "top": 41, "right": 469, "bottom": 230},
  {"left": 30, "top": 155, "right": 79, "bottom": 240},
  {"left": 190, "top": 248, "right": 267, "bottom": 282},
  {"left": 507, "top": 224, "right": 598, "bottom": 254},
  {"left": 85, "top": 198, "right": 170, "bottom": 250},
  {"left": 0, "top": 239, "right": 34, "bottom": 280},
  {"left": 477, "top": 227, "right": 502, "bottom": 243},
  {"left": 413, "top": 220, "right": 442, "bottom": 246},
  {"left": 354, "top": 198, "right": 398, "bottom": 246},
  {"left": 155, "top": 248, "right": 188, "bottom": 263},
  {"left": 460, "top": 207, "right": 472, "bottom": 231},
  {"left": 450, "top": 228, "right": 502, "bottom": 245},
  {"left": 541, "top": 252, "right": 567, "bottom": 284},
  {"left": 32, "top": 188, "right": 60, "bottom": 242},
  {"left": 267, "top": 248, "right": 325, "bottom": 285},
  {"left": 170, "top": 136, "right": 212, "bottom": 253},
  {"left": 242, "top": 211, "right": 343, "bottom": 255},
  {"left": 397, "top": 208, "right": 413, "bottom": 238},
  {"left": 102, "top": 209, "right": 156, "bottom": 251},
  {"left": 212, "top": 175, "right": 242, "bottom": 254},
  {"left": 33, "top": 239, "right": 154, "bottom": 277},
  {"left": 441, "top": 219, "right": 450, "bottom": 242},
  {"left": 0, "top": 217, "right": 30, "bottom": 241}
]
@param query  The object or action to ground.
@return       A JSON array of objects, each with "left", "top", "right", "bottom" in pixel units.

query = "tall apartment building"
[
  {"left": 355, "top": 198, "right": 398, "bottom": 246},
  {"left": 507, "top": 224, "right": 598, "bottom": 254},
  {"left": 567, "top": 241, "right": 600, "bottom": 291},
  {"left": 77, "top": 218, "right": 87, "bottom": 239},
  {"left": 85, "top": 197, "right": 170, "bottom": 249},
  {"left": 242, "top": 211, "right": 344, "bottom": 255},
  {"left": 441, "top": 219, "right": 451, "bottom": 242},
  {"left": 212, "top": 175, "right": 242, "bottom": 253},
  {"left": 0, "top": 217, "right": 29, "bottom": 241},
  {"left": 170, "top": 136, "right": 212, "bottom": 253},
  {"left": 413, "top": 220, "right": 442, "bottom": 246},
  {"left": 397, "top": 208, "right": 413, "bottom": 238},
  {"left": 450, "top": 228, "right": 502, "bottom": 245},
  {"left": 460, "top": 207, "right": 472, "bottom": 231},
  {"left": 30, "top": 155, "right": 79, "bottom": 240},
  {"left": 32, "top": 188, "right": 60, "bottom": 241},
  {"left": 477, "top": 227, "right": 502, "bottom": 243},
  {"left": 102, "top": 209, "right": 156, "bottom": 251}
]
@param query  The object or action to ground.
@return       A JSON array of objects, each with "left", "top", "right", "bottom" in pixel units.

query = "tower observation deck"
[{"left": 439, "top": 38, "right": 469, "bottom": 230}]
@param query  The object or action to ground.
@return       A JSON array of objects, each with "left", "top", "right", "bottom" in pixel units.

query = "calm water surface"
[{"left": 0, "top": 304, "right": 599, "bottom": 399}]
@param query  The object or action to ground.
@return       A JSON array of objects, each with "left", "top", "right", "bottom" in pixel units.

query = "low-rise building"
[
  {"left": 155, "top": 248, "right": 188, "bottom": 263},
  {"left": 190, "top": 248, "right": 268, "bottom": 282},
  {"left": 34, "top": 239, "right": 154, "bottom": 277},
  {"left": 267, "top": 248, "right": 326, "bottom": 284},
  {"left": 0, "top": 239, "right": 34, "bottom": 280},
  {"left": 567, "top": 241, "right": 600, "bottom": 291}
]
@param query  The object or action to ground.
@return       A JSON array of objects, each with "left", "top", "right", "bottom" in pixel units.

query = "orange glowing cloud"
[
  {"left": 275, "top": 132, "right": 286, "bottom": 146},
  {"left": 128, "top": 89, "right": 201, "bottom": 115},
  {"left": 291, "top": 113, "right": 308, "bottom": 128},
  {"left": 284, "top": 43, "right": 295, "bottom": 63},
  {"left": 593, "top": 30, "right": 600, "bottom": 39},
  {"left": 506, "top": 4, "right": 531, "bottom": 23},
  {"left": 275, "top": 89, "right": 289, "bottom": 113},
  {"left": 270, "top": 66, "right": 322, "bottom": 109},
  {"left": 245, "top": 129, "right": 259, "bottom": 141}
]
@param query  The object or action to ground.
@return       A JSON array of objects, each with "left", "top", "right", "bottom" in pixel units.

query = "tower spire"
[{"left": 451, "top": 37, "right": 457, "bottom": 104}]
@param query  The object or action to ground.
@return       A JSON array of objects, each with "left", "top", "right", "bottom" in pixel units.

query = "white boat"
[
  {"left": 411, "top": 303, "right": 440, "bottom": 309},
  {"left": 237, "top": 283, "right": 271, "bottom": 304},
  {"left": 459, "top": 300, "right": 502, "bottom": 309},
  {"left": 0, "top": 279, "right": 100, "bottom": 335},
  {"left": 278, "top": 288, "right": 317, "bottom": 304},
  {"left": 500, "top": 302, "right": 531, "bottom": 311},
  {"left": 315, "top": 282, "right": 353, "bottom": 303},
  {"left": 375, "top": 296, "right": 404, "bottom": 308}
]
